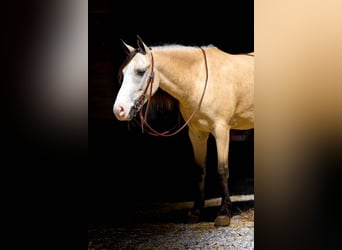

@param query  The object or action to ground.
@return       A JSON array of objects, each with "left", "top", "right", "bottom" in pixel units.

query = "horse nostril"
[
  {"left": 113, "top": 105, "right": 125, "bottom": 118},
  {"left": 117, "top": 105, "right": 125, "bottom": 117}
]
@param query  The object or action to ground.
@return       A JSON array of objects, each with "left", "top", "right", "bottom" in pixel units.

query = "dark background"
[
  {"left": 4, "top": 1, "right": 342, "bottom": 249},
  {"left": 89, "top": 0, "right": 254, "bottom": 223}
]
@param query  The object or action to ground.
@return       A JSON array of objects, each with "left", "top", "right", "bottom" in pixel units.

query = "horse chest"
[{"left": 187, "top": 115, "right": 214, "bottom": 133}]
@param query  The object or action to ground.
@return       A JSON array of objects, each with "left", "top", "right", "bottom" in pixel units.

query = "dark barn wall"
[{"left": 89, "top": 0, "right": 254, "bottom": 222}]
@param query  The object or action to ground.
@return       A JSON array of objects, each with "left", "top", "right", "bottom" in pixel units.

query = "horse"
[{"left": 113, "top": 35, "right": 254, "bottom": 227}]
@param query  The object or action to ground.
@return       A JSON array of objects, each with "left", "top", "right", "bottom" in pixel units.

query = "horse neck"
[{"left": 153, "top": 47, "right": 205, "bottom": 106}]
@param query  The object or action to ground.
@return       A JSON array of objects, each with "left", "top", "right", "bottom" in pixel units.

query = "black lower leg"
[
  {"left": 193, "top": 163, "right": 206, "bottom": 210},
  {"left": 187, "top": 163, "right": 206, "bottom": 223},
  {"left": 218, "top": 167, "right": 232, "bottom": 217}
]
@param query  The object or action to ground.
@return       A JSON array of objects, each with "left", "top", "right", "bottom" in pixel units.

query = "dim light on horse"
[{"left": 113, "top": 36, "right": 254, "bottom": 227}]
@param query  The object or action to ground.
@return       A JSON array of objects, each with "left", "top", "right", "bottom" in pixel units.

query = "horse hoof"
[
  {"left": 187, "top": 210, "right": 200, "bottom": 224},
  {"left": 214, "top": 215, "right": 231, "bottom": 227}
]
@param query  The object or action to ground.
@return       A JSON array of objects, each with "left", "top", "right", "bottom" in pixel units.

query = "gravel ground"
[{"left": 88, "top": 196, "right": 254, "bottom": 249}]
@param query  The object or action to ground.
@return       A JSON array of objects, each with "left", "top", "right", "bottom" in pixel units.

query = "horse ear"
[
  {"left": 136, "top": 35, "right": 150, "bottom": 54},
  {"left": 120, "top": 39, "right": 135, "bottom": 54}
]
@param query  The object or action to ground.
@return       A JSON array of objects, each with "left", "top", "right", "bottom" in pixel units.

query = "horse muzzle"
[
  {"left": 113, "top": 102, "right": 134, "bottom": 121},
  {"left": 113, "top": 97, "right": 145, "bottom": 121}
]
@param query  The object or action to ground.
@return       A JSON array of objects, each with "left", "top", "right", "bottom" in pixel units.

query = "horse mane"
[
  {"left": 118, "top": 44, "right": 217, "bottom": 83},
  {"left": 149, "top": 88, "right": 178, "bottom": 112},
  {"left": 151, "top": 43, "right": 216, "bottom": 51}
]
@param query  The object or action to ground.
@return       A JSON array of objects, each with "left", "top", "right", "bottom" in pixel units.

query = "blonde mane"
[{"left": 151, "top": 44, "right": 216, "bottom": 51}]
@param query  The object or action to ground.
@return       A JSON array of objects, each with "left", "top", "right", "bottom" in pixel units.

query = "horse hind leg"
[
  {"left": 214, "top": 125, "right": 232, "bottom": 227},
  {"left": 187, "top": 127, "right": 209, "bottom": 224}
]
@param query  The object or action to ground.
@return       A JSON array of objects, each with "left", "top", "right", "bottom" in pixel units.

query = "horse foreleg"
[
  {"left": 214, "top": 125, "right": 232, "bottom": 227},
  {"left": 187, "top": 127, "right": 209, "bottom": 224}
]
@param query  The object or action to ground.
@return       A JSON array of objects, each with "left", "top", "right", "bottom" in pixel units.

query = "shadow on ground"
[{"left": 96, "top": 198, "right": 254, "bottom": 226}]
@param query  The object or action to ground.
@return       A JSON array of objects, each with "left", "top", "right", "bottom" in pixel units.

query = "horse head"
[{"left": 113, "top": 35, "right": 160, "bottom": 121}]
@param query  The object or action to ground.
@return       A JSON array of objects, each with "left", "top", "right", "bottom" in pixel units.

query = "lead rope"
[{"left": 139, "top": 47, "right": 209, "bottom": 136}]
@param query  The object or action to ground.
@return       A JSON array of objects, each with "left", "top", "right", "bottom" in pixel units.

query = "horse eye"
[{"left": 136, "top": 69, "right": 145, "bottom": 77}]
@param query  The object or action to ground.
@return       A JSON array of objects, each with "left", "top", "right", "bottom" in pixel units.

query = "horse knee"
[
  {"left": 218, "top": 167, "right": 229, "bottom": 180},
  {"left": 194, "top": 164, "right": 206, "bottom": 180}
]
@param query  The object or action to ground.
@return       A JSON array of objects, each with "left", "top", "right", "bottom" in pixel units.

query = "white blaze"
[{"left": 113, "top": 55, "right": 149, "bottom": 121}]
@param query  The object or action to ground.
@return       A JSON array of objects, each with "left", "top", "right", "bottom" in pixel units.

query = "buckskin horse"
[{"left": 113, "top": 36, "right": 254, "bottom": 226}]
